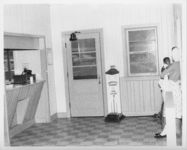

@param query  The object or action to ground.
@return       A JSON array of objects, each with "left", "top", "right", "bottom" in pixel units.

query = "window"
[
  {"left": 125, "top": 26, "right": 159, "bottom": 76},
  {"left": 4, "top": 49, "right": 14, "bottom": 81}
]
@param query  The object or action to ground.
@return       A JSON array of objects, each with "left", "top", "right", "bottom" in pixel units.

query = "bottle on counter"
[{"left": 30, "top": 76, "right": 34, "bottom": 84}]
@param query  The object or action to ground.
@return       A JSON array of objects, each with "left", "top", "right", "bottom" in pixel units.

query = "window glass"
[
  {"left": 71, "top": 38, "right": 97, "bottom": 79},
  {"left": 125, "top": 27, "right": 158, "bottom": 76},
  {"left": 73, "top": 66, "right": 97, "bottom": 79},
  {"left": 128, "top": 29, "right": 156, "bottom": 41},
  {"left": 129, "top": 52, "right": 157, "bottom": 74},
  {"left": 129, "top": 41, "right": 156, "bottom": 52}
]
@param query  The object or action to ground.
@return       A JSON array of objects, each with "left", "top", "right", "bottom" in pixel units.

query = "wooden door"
[{"left": 66, "top": 31, "right": 104, "bottom": 117}]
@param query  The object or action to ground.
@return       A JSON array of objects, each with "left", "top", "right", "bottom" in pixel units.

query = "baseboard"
[
  {"left": 50, "top": 113, "right": 58, "bottom": 121},
  {"left": 57, "top": 112, "right": 68, "bottom": 118},
  {"left": 50, "top": 112, "right": 68, "bottom": 121},
  {"left": 10, "top": 119, "right": 35, "bottom": 138},
  {"left": 35, "top": 116, "right": 51, "bottom": 123},
  {"left": 123, "top": 111, "right": 157, "bottom": 117}
]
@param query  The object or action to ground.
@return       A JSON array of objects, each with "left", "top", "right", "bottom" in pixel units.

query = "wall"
[
  {"left": 4, "top": 5, "right": 51, "bottom": 48},
  {"left": 50, "top": 4, "right": 174, "bottom": 115},
  {"left": 120, "top": 77, "right": 162, "bottom": 116},
  {"left": 14, "top": 50, "right": 41, "bottom": 78},
  {"left": 4, "top": 5, "right": 57, "bottom": 118}
]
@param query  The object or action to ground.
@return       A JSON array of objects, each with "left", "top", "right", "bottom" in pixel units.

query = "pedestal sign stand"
[{"left": 105, "top": 65, "right": 125, "bottom": 122}]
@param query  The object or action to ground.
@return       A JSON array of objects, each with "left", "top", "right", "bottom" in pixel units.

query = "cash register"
[{"left": 13, "top": 68, "right": 36, "bottom": 85}]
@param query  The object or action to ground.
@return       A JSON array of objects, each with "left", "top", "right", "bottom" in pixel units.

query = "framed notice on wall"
[{"left": 125, "top": 26, "right": 159, "bottom": 76}]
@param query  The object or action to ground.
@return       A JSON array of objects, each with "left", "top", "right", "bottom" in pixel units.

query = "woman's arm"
[{"left": 160, "top": 64, "right": 173, "bottom": 79}]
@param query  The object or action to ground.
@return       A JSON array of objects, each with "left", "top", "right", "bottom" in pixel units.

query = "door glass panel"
[
  {"left": 71, "top": 38, "right": 96, "bottom": 53},
  {"left": 72, "top": 52, "right": 96, "bottom": 66},
  {"left": 73, "top": 66, "right": 97, "bottom": 79},
  {"left": 71, "top": 38, "right": 97, "bottom": 80}
]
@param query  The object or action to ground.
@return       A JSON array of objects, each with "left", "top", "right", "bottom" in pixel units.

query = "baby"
[
  {"left": 154, "top": 57, "right": 171, "bottom": 119},
  {"left": 161, "top": 57, "right": 171, "bottom": 75},
  {"left": 159, "top": 57, "right": 171, "bottom": 88}
]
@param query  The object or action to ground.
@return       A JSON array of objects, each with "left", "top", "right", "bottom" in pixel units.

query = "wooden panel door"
[{"left": 66, "top": 32, "right": 104, "bottom": 117}]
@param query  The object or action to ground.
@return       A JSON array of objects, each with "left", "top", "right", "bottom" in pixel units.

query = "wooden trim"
[
  {"left": 41, "top": 36, "right": 51, "bottom": 122},
  {"left": 50, "top": 113, "right": 58, "bottom": 121},
  {"left": 10, "top": 119, "right": 34, "bottom": 138},
  {"left": 34, "top": 117, "right": 50, "bottom": 123},
  {"left": 62, "top": 32, "right": 71, "bottom": 118},
  {"left": 62, "top": 28, "right": 104, "bottom": 36},
  {"left": 4, "top": 35, "right": 40, "bottom": 50},
  {"left": 57, "top": 112, "right": 68, "bottom": 118},
  {"left": 98, "top": 29, "right": 108, "bottom": 117},
  {"left": 4, "top": 32, "right": 45, "bottom": 39},
  {"left": 123, "top": 112, "right": 158, "bottom": 117},
  {"left": 50, "top": 112, "right": 68, "bottom": 120}
]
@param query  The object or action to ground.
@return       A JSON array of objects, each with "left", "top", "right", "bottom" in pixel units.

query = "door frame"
[{"left": 62, "top": 28, "right": 108, "bottom": 117}]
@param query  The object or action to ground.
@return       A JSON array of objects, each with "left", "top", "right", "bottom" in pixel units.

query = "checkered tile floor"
[{"left": 10, "top": 116, "right": 182, "bottom": 146}]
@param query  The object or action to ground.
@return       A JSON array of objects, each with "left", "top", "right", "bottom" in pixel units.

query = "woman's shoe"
[
  {"left": 155, "top": 132, "right": 161, "bottom": 136},
  {"left": 154, "top": 133, "right": 166, "bottom": 138}
]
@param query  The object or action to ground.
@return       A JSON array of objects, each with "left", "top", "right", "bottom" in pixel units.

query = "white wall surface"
[
  {"left": 4, "top": 4, "right": 57, "bottom": 116},
  {"left": 14, "top": 50, "right": 41, "bottom": 77},
  {"left": 50, "top": 4, "right": 174, "bottom": 114},
  {"left": 4, "top": 5, "right": 51, "bottom": 48}
]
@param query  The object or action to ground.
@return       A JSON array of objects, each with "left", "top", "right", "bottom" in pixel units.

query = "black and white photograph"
[{"left": 0, "top": 0, "right": 187, "bottom": 149}]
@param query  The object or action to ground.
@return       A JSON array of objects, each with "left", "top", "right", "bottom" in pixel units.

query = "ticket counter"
[{"left": 6, "top": 81, "right": 44, "bottom": 137}]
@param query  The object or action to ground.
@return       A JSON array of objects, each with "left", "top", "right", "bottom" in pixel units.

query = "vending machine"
[{"left": 105, "top": 65, "right": 125, "bottom": 122}]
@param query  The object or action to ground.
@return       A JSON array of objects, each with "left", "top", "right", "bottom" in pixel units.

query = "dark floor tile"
[{"left": 10, "top": 116, "right": 180, "bottom": 146}]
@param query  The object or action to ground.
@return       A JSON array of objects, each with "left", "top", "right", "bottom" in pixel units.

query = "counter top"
[{"left": 6, "top": 80, "right": 45, "bottom": 91}]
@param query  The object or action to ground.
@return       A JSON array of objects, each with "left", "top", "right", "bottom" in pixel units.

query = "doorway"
[{"left": 63, "top": 29, "right": 105, "bottom": 117}]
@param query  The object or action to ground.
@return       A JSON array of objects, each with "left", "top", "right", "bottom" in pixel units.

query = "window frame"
[{"left": 124, "top": 25, "right": 159, "bottom": 77}]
